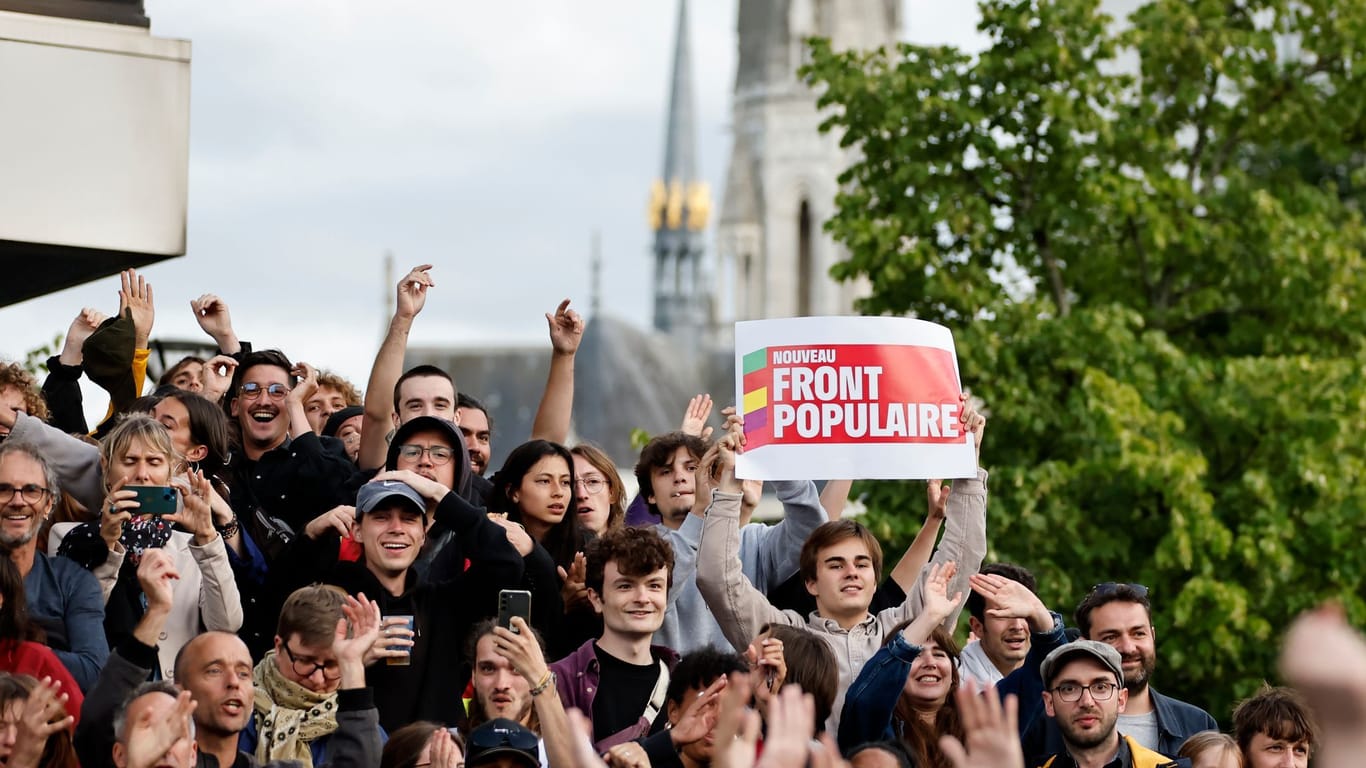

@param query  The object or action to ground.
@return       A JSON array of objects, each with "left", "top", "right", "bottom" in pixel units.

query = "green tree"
[{"left": 802, "top": 0, "right": 1366, "bottom": 721}]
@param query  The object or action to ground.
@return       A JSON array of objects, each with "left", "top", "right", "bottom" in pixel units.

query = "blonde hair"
[{"left": 100, "top": 414, "right": 184, "bottom": 486}]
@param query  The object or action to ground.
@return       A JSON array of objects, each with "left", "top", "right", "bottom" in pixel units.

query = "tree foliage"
[{"left": 802, "top": 0, "right": 1366, "bottom": 721}]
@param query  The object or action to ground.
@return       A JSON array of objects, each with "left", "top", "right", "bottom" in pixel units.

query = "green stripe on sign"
[{"left": 742, "top": 348, "right": 768, "bottom": 375}]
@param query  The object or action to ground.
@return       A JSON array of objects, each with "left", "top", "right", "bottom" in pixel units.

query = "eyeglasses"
[
  {"left": 281, "top": 641, "right": 341, "bottom": 681},
  {"left": 1051, "top": 681, "right": 1118, "bottom": 702},
  {"left": 575, "top": 476, "right": 607, "bottom": 494},
  {"left": 1089, "top": 582, "right": 1149, "bottom": 599},
  {"left": 468, "top": 724, "right": 539, "bottom": 752},
  {"left": 0, "top": 484, "right": 51, "bottom": 505},
  {"left": 239, "top": 382, "right": 291, "bottom": 401},
  {"left": 396, "top": 445, "right": 455, "bottom": 465}
]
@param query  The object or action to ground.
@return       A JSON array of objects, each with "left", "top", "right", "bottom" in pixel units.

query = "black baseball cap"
[{"left": 465, "top": 718, "right": 539, "bottom": 768}]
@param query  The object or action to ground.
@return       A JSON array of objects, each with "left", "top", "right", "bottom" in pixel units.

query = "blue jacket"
[
  {"left": 836, "top": 630, "right": 924, "bottom": 752},
  {"left": 998, "top": 616, "right": 1217, "bottom": 762}
]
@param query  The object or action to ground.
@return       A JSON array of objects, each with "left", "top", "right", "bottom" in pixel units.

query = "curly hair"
[
  {"left": 0, "top": 362, "right": 48, "bottom": 423},
  {"left": 316, "top": 371, "right": 362, "bottom": 405},
  {"left": 584, "top": 526, "right": 674, "bottom": 595}
]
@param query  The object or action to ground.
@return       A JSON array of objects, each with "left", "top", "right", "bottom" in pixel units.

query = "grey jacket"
[
  {"left": 655, "top": 479, "right": 828, "bottom": 654},
  {"left": 696, "top": 470, "right": 988, "bottom": 734}
]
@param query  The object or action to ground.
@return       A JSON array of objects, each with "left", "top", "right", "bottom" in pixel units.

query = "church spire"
[{"left": 648, "top": 0, "right": 711, "bottom": 338}]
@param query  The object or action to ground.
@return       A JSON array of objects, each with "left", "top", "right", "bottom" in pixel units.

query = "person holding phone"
[{"left": 52, "top": 415, "right": 242, "bottom": 681}]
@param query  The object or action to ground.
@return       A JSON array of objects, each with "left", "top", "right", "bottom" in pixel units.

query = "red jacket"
[{"left": 0, "top": 639, "right": 84, "bottom": 726}]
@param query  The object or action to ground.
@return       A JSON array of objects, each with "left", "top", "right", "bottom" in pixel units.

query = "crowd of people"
[{"left": 0, "top": 265, "right": 1360, "bottom": 768}]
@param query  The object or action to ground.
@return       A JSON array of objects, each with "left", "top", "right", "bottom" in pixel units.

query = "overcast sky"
[{"left": 1, "top": 0, "right": 988, "bottom": 409}]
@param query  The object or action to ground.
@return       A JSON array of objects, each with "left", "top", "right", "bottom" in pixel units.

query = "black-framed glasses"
[
  {"left": 575, "top": 476, "right": 607, "bottom": 494},
  {"left": 396, "top": 445, "right": 455, "bottom": 465},
  {"left": 0, "top": 483, "right": 51, "bottom": 505},
  {"left": 1051, "top": 681, "right": 1118, "bottom": 702},
  {"left": 1089, "top": 582, "right": 1149, "bottom": 599},
  {"left": 239, "top": 382, "right": 291, "bottom": 401},
  {"left": 282, "top": 641, "right": 341, "bottom": 680}
]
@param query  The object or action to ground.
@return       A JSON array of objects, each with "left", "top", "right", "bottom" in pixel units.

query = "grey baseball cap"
[
  {"left": 355, "top": 480, "right": 426, "bottom": 521},
  {"left": 1040, "top": 639, "right": 1124, "bottom": 688}
]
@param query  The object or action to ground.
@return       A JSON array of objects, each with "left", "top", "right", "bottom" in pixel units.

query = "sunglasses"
[{"left": 468, "top": 725, "right": 539, "bottom": 752}]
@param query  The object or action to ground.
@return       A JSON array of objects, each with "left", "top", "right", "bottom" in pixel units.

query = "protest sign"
[{"left": 734, "top": 316, "right": 977, "bottom": 480}]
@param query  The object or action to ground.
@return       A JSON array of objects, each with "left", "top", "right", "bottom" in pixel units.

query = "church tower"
[
  {"left": 717, "top": 0, "right": 899, "bottom": 321},
  {"left": 648, "top": 0, "right": 712, "bottom": 340}
]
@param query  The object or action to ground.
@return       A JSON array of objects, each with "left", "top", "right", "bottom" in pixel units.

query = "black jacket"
[{"left": 274, "top": 489, "right": 525, "bottom": 733}]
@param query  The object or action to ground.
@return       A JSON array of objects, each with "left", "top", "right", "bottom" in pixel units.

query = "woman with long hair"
[
  {"left": 0, "top": 556, "right": 82, "bottom": 725},
  {"left": 838, "top": 563, "right": 965, "bottom": 768},
  {"left": 567, "top": 443, "right": 626, "bottom": 537},
  {"left": 489, "top": 440, "right": 588, "bottom": 573},
  {"left": 53, "top": 414, "right": 242, "bottom": 680}
]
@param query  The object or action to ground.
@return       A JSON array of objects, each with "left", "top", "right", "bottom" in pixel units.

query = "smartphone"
[
  {"left": 497, "top": 589, "right": 532, "bottom": 633},
  {"left": 126, "top": 485, "right": 179, "bottom": 516}
]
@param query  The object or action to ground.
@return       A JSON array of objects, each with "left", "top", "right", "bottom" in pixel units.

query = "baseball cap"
[
  {"left": 355, "top": 480, "right": 426, "bottom": 522},
  {"left": 466, "top": 718, "right": 539, "bottom": 768},
  {"left": 1040, "top": 639, "right": 1124, "bottom": 688}
]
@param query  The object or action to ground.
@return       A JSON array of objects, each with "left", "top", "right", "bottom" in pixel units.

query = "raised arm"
[
  {"left": 529, "top": 299, "right": 583, "bottom": 444},
  {"left": 171, "top": 471, "right": 244, "bottom": 632},
  {"left": 358, "top": 265, "right": 434, "bottom": 471},
  {"left": 495, "top": 617, "right": 577, "bottom": 768},
  {"left": 818, "top": 479, "right": 852, "bottom": 520},
  {"left": 191, "top": 293, "right": 242, "bottom": 356},
  {"left": 747, "top": 478, "right": 827, "bottom": 590},
  {"left": 326, "top": 594, "right": 384, "bottom": 768},
  {"left": 74, "top": 550, "right": 175, "bottom": 768},
  {"left": 886, "top": 480, "right": 949, "bottom": 593},
  {"left": 694, "top": 435, "right": 794, "bottom": 653},
  {"left": 286, "top": 362, "right": 320, "bottom": 439},
  {"left": 8, "top": 412, "right": 104, "bottom": 512},
  {"left": 42, "top": 308, "right": 106, "bottom": 434},
  {"left": 893, "top": 403, "right": 988, "bottom": 633}
]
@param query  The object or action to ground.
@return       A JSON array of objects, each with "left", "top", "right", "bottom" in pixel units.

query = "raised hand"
[
  {"left": 289, "top": 362, "right": 319, "bottom": 405},
  {"left": 190, "top": 294, "right": 237, "bottom": 351},
  {"left": 135, "top": 549, "right": 180, "bottom": 613},
  {"left": 926, "top": 480, "right": 950, "bottom": 523},
  {"left": 165, "top": 470, "right": 217, "bottom": 545},
  {"left": 567, "top": 710, "right": 610, "bottom": 768},
  {"left": 59, "top": 307, "right": 108, "bottom": 366},
  {"left": 957, "top": 393, "right": 986, "bottom": 464},
  {"left": 938, "top": 681, "right": 1024, "bottom": 768},
  {"left": 200, "top": 355, "right": 238, "bottom": 403},
  {"left": 968, "top": 572, "right": 1052, "bottom": 632},
  {"left": 10, "top": 676, "right": 73, "bottom": 768},
  {"left": 558, "top": 552, "right": 590, "bottom": 611},
  {"left": 547, "top": 299, "right": 585, "bottom": 356},
  {"left": 123, "top": 689, "right": 196, "bottom": 768},
  {"left": 713, "top": 673, "right": 758, "bottom": 768},
  {"left": 921, "top": 561, "right": 963, "bottom": 625},
  {"left": 304, "top": 505, "right": 355, "bottom": 541},
  {"left": 100, "top": 475, "right": 135, "bottom": 550},
  {"left": 668, "top": 675, "right": 726, "bottom": 748},
  {"left": 426, "top": 728, "right": 463, "bottom": 768},
  {"left": 335, "top": 593, "right": 382, "bottom": 665},
  {"left": 120, "top": 269, "right": 155, "bottom": 348},
  {"left": 681, "top": 394, "right": 714, "bottom": 439},
  {"left": 492, "top": 617, "right": 550, "bottom": 686},
  {"left": 757, "top": 684, "right": 818, "bottom": 768},
  {"left": 746, "top": 633, "right": 788, "bottom": 704},
  {"left": 396, "top": 264, "right": 435, "bottom": 320}
]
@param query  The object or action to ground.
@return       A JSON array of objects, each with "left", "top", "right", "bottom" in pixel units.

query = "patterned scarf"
[
  {"left": 120, "top": 517, "right": 173, "bottom": 566},
  {"left": 252, "top": 652, "right": 340, "bottom": 768}
]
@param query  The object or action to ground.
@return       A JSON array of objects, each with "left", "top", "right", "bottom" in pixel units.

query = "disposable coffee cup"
[{"left": 384, "top": 615, "right": 415, "bottom": 666}]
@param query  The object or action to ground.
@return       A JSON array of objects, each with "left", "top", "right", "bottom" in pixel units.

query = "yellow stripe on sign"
[{"left": 742, "top": 387, "right": 767, "bottom": 413}]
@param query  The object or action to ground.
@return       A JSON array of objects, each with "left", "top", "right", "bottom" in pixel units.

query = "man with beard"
[
  {"left": 998, "top": 582, "right": 1216, "bottom": 761},
  {"left": 1037, "top": 640, "right": 1187, "bottom": 768},
  {"left": 0, "top": 441, "right": 106, "bottom": 691}
]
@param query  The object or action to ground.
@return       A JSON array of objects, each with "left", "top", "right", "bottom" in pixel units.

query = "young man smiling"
[
  {"left": 695, "top": 409, "right": 987, "bottom": 735},
  {"left": 281, "top": 474, "right": 524, "bottom": 732},
  {"left": 549, "top": 526, "right": 682, "bottom": 753}
]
